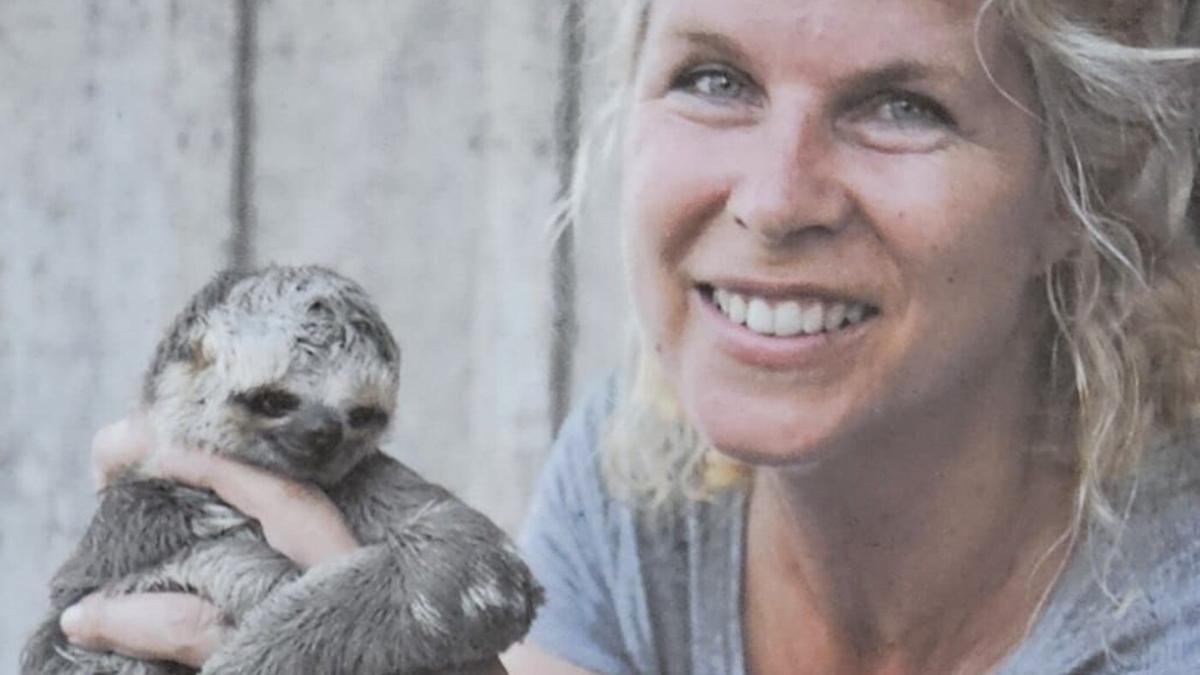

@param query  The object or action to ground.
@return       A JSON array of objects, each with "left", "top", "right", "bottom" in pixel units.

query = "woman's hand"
[
  {"left": 152, "top": 446, "right": 361, "bottom": 570},
  {"left": 61, "top": 415, "right": 360, "bottom": 666},
  {"left": 59, "top": 583, "right": 505, "bottom": 673},
  {"left": 91, "top": 415, "right": 361, "bottom": 568},
  {"left": 59, "top": 592, "right": 226, "bottom": 668},
  {"left": 59, "top": 585, "right": 506, "bottom": 672}
]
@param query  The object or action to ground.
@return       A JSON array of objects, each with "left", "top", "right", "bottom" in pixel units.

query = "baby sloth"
[{"left": 22, "top": 265, "right": 542, "bottom": 675}]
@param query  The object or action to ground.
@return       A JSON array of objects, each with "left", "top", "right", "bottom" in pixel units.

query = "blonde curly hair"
[{"left": 575, "top": 0, "right": 1200, "bottom": 529}]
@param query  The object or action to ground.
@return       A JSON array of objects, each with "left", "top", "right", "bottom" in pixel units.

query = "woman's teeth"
[{"left": 712, "top": 288, "right": 870, "bottom": 337}]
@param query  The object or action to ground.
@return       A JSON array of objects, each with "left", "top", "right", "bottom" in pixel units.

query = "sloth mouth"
[{"left": 259, "top": 432, "right": 341, "bottom": 472}]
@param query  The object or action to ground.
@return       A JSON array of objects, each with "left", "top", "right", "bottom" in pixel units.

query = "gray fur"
[{"left": 22, "top": 265, "right": 543, "bottom": 675}]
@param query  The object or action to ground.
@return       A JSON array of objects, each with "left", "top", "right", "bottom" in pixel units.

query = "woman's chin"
[
  {"left": 709, "top": 437, "right": 838, "bottom": 472},
  {"left": 675, "top": 356, "right": 874, "bottom": 470},
  {"left": 688, "top": 398, "right": 847, "bottom": 470}
]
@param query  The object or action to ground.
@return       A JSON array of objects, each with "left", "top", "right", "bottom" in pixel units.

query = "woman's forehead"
[
  {"left": 642, "top": 0, "right": 1002, "bottom": 59},
  {"left": 641, "top": 0, "right": 1031, "bottom": 103}
]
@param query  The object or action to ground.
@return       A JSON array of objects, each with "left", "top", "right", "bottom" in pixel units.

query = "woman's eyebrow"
[
  {"left": 666, "top": 28, "right": 752, "bottom": 63},
  {"left": 838, "top": 60, "right": 967, "bottom": 95}
]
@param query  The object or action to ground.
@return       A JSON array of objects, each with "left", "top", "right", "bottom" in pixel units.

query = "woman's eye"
[
  {"left": 673, "top": 66, "right": 752, "bottom": 102},
  {"left": 842, "top": 90, "right": 957, "bottom": 152},
  {"left": 869, "top": 92, "right": 954, "bottom": 128}
]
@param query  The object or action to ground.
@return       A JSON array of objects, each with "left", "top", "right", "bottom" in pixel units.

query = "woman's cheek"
[
  {"left": 624, "top": 118, "right": 732, "bottom": 340},
  {"left": 626, "top": 108, "right": 734, "bottom": 233}
]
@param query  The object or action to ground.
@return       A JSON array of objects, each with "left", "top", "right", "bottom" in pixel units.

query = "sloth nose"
[
  {"left": 296, "top": 407, "right": 344, "bottom": 456},
  {"left": 306, "top": 423, "right": 343, "bottom": 455}
]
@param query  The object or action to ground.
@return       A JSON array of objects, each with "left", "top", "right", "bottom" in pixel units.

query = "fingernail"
[{"left": 59, "top": 604, "right": 84, "bottom": 640}]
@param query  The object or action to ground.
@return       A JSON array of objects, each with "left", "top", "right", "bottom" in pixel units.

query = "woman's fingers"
[
  {"left": 89, "top": 416, "right": 155, "bottom": 489},
  {"left": 59, "top": 593, "right": 227, "bottom": 668},
  {"left": 156, "top": 449, "right": 360, "bottom": 568},
  {"left": 58, "top": 591, "right": 508, "bottom": 674},
  {"left": 91, "top": 418, "right": 358, "bottom": 569}
]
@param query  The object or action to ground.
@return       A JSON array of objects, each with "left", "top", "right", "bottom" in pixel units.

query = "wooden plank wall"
[{"left": 0, "top": 0, "right": 628, "bottom": 664}]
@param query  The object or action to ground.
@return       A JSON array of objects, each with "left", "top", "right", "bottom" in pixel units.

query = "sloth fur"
[{"left": 21, "top": 265, "right": 543, "bottom": 675}]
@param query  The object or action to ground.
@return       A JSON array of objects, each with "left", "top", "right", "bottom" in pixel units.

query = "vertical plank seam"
[
  {"left": 1183, "top": 2, "right": 1200, "bottom": 242},
  {"left": 550, "top": 0, "right": 585, "bottom": 435},
  {"left": 229, "top": 0, "right": 258, "bottom": 271}
]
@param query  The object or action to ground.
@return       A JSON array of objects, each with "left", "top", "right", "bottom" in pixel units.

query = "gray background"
[{"left": 0, "top": 0, "right": 628, "bottom": 666}]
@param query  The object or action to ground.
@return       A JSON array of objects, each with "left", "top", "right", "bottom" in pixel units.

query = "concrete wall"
[{"left": 0, "top": 0, "right": 627, "bottom": 665}]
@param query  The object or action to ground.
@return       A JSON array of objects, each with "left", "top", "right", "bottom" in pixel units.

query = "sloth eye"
[
  {"left": 237, "top": 388, "right": 301, "bottom": 418},
  {"left": 348, "top": 406, "right": 388, "bottom": 430}
]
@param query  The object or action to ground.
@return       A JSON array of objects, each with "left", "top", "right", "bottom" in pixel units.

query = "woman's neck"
[{"left": 742, "top": 376, "right": 1076, "bottom": 674}]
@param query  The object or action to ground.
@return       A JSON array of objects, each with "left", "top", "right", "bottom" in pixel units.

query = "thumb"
[
  {"left": 90, "top": 415, "right": 156, "bottom": 489},
  {"left": 60, "top": 592, "right": 226, "bottom": 668}
]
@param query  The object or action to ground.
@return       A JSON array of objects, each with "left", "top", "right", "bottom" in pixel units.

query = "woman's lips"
[
  {"left": 694, "top": 285, "right": 877, "bottom": 369},
  {"left": 702, "top": 283, "right": 876, "bottom": 337}
]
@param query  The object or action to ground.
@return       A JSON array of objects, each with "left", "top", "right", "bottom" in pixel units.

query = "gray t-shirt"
[{"left": 520, "top": 385, "right": 1200, "bottom": 674}]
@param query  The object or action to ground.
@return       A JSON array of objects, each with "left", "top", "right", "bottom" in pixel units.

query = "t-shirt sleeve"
[{"left": 518, "top": 385, "right": 637, "bottom": 675}]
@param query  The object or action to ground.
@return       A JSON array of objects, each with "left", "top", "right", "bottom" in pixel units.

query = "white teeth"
[
  {"left": 714, "top": 288, "right": 730, "bottom": 312},
  {"left": 774, "top": 301, "right": 803, "bottom": 337},
  {"left": 746, "top": 298, "right": 774, "bottom": 334},
  {"left": 824, "top": 303, "right": 847, "bottom": 332},
  {"left": 727, "top": 294, "right": 748, "bottom": 324},
  {"left": 800, "top": 303, "right": 825, "bottom": 335},
  {"left": 846, "top": 303, "right": 865, "bottom": 325},
  {"left": 710, "top": 287, "right": 872, "bottom": 337}
]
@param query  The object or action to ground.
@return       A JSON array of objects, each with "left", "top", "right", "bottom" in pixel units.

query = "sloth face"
[
  {"left": 222, "top": 381, "right": 391, "bottom": 486},
  {"left": 147, "top": 266, "right": 401, "bottom": 486}
]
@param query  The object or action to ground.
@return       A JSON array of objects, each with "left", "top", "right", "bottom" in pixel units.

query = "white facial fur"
[{"left": 145, "top": 266, "right": 400, "bottom": 485}]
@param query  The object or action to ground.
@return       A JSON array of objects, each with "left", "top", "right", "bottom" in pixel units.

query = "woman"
[
  {"left": 67, "top": 0, "right": 1200, "bottom": 673},
  {"left": 511, "top": 0, "right": 1200, "bottom": 672}
]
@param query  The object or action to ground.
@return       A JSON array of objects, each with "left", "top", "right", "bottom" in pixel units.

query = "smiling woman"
[
  {"left": 624, "top": 0, "right": 1065, "bottom": 471},
  {"left": 509, "top": 0, "right": 1200, "bottom": 674}
]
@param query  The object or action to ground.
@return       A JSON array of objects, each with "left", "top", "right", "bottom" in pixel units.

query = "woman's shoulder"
[
  {"left": 529, "top": 376, "right": 621, "bottom": 519},
  {"left": 519, "top": 377, "right": 747, "bottom": 675},
  {"left": 1002, "top": 431, "right": 1200, "bottom": 673}
]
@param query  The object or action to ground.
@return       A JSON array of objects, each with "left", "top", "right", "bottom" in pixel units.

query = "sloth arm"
[
  {"left": 50, "top": 477, "right": 235, "bottom": 610},
  {"left": 197, "top": 451, "right": 542, "bottom": 675}
]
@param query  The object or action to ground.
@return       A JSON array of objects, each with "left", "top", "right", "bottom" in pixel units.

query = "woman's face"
[{"left": 622, "top": 0, "right": 1068, "bottom": 464}]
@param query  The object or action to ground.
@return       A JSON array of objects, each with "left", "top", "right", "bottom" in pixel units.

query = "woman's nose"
[{"left": 726, "top": 108, "right": 852, "bottom": 244}]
